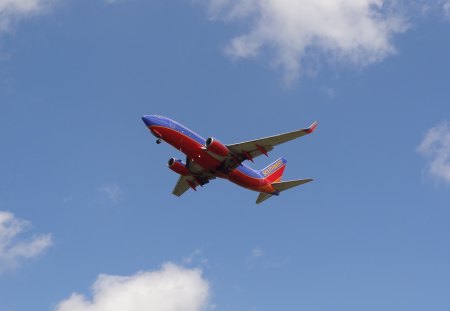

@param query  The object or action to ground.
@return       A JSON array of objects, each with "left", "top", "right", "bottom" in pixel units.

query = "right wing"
[{"left": 227, "top": 121, "right": 318, "bottom": 161}]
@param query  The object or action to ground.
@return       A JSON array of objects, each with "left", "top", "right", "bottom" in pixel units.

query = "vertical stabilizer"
[{"left": 259, "top": 157, "right": 287, "bottom": 183}]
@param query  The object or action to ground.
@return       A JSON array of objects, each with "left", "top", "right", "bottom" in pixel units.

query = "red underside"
[{"left": 151, "top": 125, "right": 276, "bottom": 193}]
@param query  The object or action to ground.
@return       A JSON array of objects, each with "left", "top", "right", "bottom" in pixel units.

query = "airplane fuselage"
[{"left": 143, "top": 115, "right": 278, "bottom": 194}]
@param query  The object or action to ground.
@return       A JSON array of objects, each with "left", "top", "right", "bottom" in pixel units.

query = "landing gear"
[
  {"left": 156, "top": 139, "right": 162, "bottom": 144},
  {"left": 197, "top": 176, "right": 210, "bottom": 186}
]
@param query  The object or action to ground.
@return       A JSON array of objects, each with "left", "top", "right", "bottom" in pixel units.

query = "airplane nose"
[{"left": 142, "top": 115, "right": 155, "bottom": 126}]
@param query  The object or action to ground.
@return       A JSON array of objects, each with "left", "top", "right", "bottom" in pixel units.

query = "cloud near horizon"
[
  {"left": 200, "top": 0, "right": 407, "bottom": 81},
  {"left": 417, "top": 122, "right": 450, "bottom": 185},
  {"left": 0, "top": 211, "right": 52, "bottom": 272},
  {"left": 54, "top": 263, "right": 211, "bottom": 311}
]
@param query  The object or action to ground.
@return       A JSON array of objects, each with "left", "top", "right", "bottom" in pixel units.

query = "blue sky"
[{"left": 0, "top": 1, "right": 450, "bottom": 310}]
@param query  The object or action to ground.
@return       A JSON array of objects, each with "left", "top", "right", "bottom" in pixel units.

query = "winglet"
[{"left": 304, "top": 121, "right": 318, "bottom": 134}]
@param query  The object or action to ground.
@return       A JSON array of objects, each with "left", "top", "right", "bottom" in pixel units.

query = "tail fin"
[{"left": 260, "top": 157, "right": 287, "bottom": 183}]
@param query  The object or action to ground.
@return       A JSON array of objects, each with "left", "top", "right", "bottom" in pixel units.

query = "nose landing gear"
[{"left": 156, "top": 139, "right": 162, "bottom": 144}]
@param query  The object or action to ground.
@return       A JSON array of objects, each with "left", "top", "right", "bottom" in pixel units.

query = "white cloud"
[
  {"left": 0, "top": 211, "right": 52, "bottom": 271},
  {"left": 417, "top": 122, "right": 450, "bottom": 185},
  {"left": 54, "top": 263, "right": 211, "bottom": 311},
  {"left": 0, "top": 0, "right": 54, "bottom": 33},
  {"left": 97, "top": 183, "right": 123, "bottom": 204},
  {"left": 201, "top": 0, "right": 407, "bottom": 81}
]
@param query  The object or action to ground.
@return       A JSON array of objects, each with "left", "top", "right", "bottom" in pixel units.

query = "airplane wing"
[
  {"left": 172, "top": 175, "right": 193, "bottom": 197},
  {"left": 227, "top": 121, "right": 318, "bottom": 161},
  {"left": 172, "top": 174, "right": 215, "bottom": 197}
]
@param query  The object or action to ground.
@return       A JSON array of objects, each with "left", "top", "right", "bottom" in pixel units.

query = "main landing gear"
[
  {"left": 197, "top": 176, "right": 210, "bottom": 186},
  {"left": 156, "top": 138, "right": 162, "bottom": 144}
]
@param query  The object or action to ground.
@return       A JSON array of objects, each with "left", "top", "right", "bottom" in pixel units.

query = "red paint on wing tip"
[{"left": 305, "top": 121, "right": 318, "bottom": 134}]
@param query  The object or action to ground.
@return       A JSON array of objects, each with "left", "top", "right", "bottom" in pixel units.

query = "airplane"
[{"left": 142, "top": 115, "right": 317, "bottom": 204}]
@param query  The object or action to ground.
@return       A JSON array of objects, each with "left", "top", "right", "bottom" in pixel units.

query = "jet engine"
[
  {"left": 205, "top": 137, "right": 229, "bottom": 157},
  {"left": 168, "top": 158, "right": 190, "bottom": 176}
]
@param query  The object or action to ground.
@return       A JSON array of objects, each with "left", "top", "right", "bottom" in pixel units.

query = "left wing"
[
  {"left": 227, "top": 121, "right": 318, "bottom": 161},
  {"left": 172, "top": 174, "right": 215, "bottom": 197},
  {"left": 172, "top": 175, "right": 194, "bottom": 197}
]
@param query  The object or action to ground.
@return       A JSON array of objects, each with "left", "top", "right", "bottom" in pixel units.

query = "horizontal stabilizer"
[
  {"left": 271, "top": 179, "right": 313, "bottom": 192},
  {"left": 256, "top": 192, "right": 273, "bottom": 204}
]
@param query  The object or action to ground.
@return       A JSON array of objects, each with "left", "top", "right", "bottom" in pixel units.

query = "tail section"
[
  {"left": 256, "top": 158, "right": 314, "bottom": 204},
  {"left": 260, "top": 157, "right": 287, "bottom": 183}
]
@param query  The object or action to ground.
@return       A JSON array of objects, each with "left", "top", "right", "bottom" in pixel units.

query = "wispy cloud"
[
  {"left": 0, "top": 211, "right": 52, "bottom": 272},
  {"left": 183, "top": 249, "right": 209, "bottom": 267},
  {"left": 0, "top": 0, "right": 55, "bottom": 33},
  {"left": 97, "top": 183, "right": 123, "bottom": 204},
  {"left": 199, "top": 0, "right": 407, "bottom": 82},
  {"left": 414, "top": 0, "right": 450, "bottom": 17},
  {"left": 247, "top": 246, "right": 290, "bottom": 271},
  {"left": 444, "top": 0, "right": 450, "bottom": 16},
  {"left": 246, "top": 247, "right": 264, "bottom": 270},
  {"left": 321, "top": 86, "right": 336, "bottom": 99},
  {"left": 417, "top": 122, "right": 450, "bottom": 185},
  {"left": 54, "top": 263, "right": 211, "bottom": 311},
  {"left": 250, "top": 247, "right": 264, "bottom": 259}
]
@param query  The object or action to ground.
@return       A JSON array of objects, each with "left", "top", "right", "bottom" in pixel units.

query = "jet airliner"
[{"left": 142, "top": 115, "right": 317, "bottom": 204}]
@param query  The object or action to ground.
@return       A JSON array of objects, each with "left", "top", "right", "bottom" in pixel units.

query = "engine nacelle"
[
  {"left": 205, "top": 137, "right": 229, "bottom": 157},
  {"left": 168, "top": 158, "right": 190, "bottom": 176}
]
